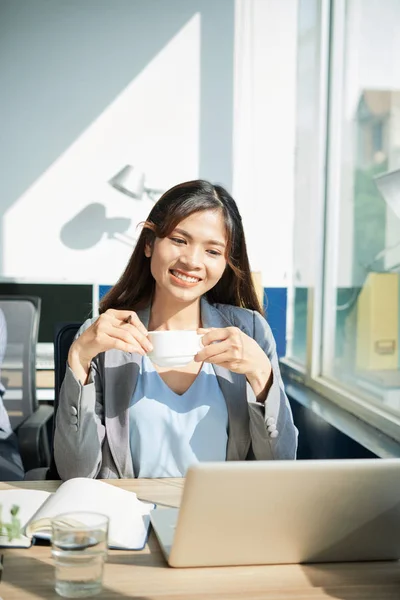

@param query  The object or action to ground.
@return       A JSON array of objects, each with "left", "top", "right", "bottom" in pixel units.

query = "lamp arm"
[{"left": 144, "top": 187, "right": 164, "bottom": 203}]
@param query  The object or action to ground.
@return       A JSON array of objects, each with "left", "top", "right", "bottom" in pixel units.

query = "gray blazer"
[{"left": 54, "top": 297, "right": 298, "bottom": 480}]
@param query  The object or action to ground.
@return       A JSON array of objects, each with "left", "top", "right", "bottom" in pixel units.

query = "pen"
[{"left": 123, "top": 313, "right": 149, "bottom": 340}]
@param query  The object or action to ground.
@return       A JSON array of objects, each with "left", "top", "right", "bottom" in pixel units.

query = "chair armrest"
[
  {"left": 17, "top": 405, "right": 54, "bottom": 471},
  {"left": 24, "top": 467, "right": 49, "bottom": 480},
  {"left": 0, "top": 454, "right": 24, "bottom": 481}
]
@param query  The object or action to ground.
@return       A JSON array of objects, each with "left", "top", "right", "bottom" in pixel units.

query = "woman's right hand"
[{"left": 68, "top": 309, "right": 153, "bottom": 384}]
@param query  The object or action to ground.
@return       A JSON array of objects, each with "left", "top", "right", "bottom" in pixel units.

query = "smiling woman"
[
  {"left": 145, "top": 210, "right": 228, "bottom": 311},
  {"left": 54, "top": 180, "right": 298, "bottom": 480}
]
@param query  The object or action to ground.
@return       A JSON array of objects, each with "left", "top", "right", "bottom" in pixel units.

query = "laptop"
[{"left": 150, "top": 459, "right": 400, "bottom": 567}]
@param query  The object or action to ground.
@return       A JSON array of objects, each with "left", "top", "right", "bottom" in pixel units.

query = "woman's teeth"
[{"left": 171, "top": 270, "right": 200, "bottom": 283}]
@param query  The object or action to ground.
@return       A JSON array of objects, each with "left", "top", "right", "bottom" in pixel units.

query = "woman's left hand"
[{"left": 195, "top": 327, "right": 273, "bottom": 402}]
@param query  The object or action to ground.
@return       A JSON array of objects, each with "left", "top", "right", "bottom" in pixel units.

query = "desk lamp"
[{"left": 109, "top": 165, "right": 163, "bottom": 203}]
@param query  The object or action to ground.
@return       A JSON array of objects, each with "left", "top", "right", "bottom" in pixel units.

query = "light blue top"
[{"left": 129, "top": 356, "right": 228, "bottom": 477}]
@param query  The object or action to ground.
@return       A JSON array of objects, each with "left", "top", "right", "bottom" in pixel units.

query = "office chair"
[
  {"left": 0, "top": 296, "right": 53, "bottom": 471},
  {"left": 24, "top": 321, "right": 81, "bottom": 480},
  {"left": 46, "top": 322, "right": 81, "bottom": 479}
]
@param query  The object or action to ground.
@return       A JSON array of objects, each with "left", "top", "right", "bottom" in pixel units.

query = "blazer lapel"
[
  {"left": 103, "top": 306, "right": 150, "bottom": 477},
  {"left": 103, "top": 351, "right": 139, "bottom": 478},
  {"left": 201, "top": 297, "right": 251, "bottom": 460}
]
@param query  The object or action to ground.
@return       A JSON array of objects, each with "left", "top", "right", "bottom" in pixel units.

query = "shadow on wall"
[
  {"left": 0, "top": 0, "right": 234, "bottom": 270},
  {"left": 60, "top": 204, "right": 133, "bottom": 250}
]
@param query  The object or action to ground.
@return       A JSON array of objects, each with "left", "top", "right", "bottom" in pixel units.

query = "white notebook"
[{"left": 0, "top": 478, "right": 154, "bottom": 550}]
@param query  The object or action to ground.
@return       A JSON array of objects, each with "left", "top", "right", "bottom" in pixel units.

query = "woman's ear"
[{"left": 144, "top": 243, "right": 152, "bottom": 258}]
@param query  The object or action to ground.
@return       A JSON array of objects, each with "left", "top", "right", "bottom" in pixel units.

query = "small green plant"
[{"left": 0, "top": 504, "right": 21, "bottom": 541}]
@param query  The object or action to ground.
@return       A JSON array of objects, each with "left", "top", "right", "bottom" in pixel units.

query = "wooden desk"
[{"left": 1, "top": 479, "right": 399, "bottom": 599}]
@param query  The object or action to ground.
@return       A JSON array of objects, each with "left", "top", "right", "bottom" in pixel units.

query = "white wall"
[
  {"left": 4, "top": 15, "right": 201, "bottom": 282},
  {"left": 1, "top": 0, "right": 297, "bottom": 289},
  {"left": 233, "top": 0, "right": 297, "bottom": 288},
  {"left": 291, "top": 0, "right": 322, "bottom": 289},
  {"left": 0, "top": 0, "right": 235, "bottom": 283}
]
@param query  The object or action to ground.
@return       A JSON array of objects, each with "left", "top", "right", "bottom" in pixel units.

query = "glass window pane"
[
  {"left": 287, "top": 0, "right": 322, "bottom": 365},
  {"left": 324, "top": 0, "right": 400, "bottom": 412}
]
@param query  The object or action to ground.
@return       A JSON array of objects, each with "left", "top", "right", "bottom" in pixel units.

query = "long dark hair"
[{"left": 100, "top": 180, "right": 263, "bottom": 315}]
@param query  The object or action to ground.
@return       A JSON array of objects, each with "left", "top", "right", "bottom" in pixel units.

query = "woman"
[{"left": 54, "top": 180, "right": 298, "bottom": 480}]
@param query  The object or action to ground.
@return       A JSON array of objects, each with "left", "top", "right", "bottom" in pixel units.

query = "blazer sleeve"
[
  {"left": 54, "top": 319, "right": 105, "bottom": 480},
  {"left": 246, "top": 311, "right": 298, "bottom": 460}
]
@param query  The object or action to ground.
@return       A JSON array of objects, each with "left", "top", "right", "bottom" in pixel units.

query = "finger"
[
  {"left": 201, "top": 328, "right": 230, "bottom": 346},
  {"left": 108, "top": 311, "right": 148, "bottom": 335},
  {"left": 106, "top": 308, "right": 137, "bottom": 320},
  {"left": 195, "top": 338, "right": 231, "bottom": 362},
  {"left": 107, "top": 310, "right": 148, "bottom": 334},
  {"left": 100, "top": 317, "right": 151, "bottom": 352},
  {"left": 210, "top": 359, "right": 238, "bottom": 370},
  {"left": 197, "top": 327, "right": 214, "bottom": 334},
  {"left": 95, "top": 312, "right": 115, "bottom": 325},
  {"left": 197, "top": 328, "right": 212, "bottom": 346},
  {"left": 126, "top": 312, "right": 148, "bottom": 335},
  {"left": 121, "top": 323, "right": 153, "bottom": 352},
  {"left": 203, "top": 352, "right": 236, "bottom": 366},
  {"left": 110, "top": 337, "right": 145, "bottom": 355},
  {"left": 108, "top": 324, "right": 140, "bottom": 347},
  {"left": 109, "top": 325, "right": 151, "bottom": 353}
]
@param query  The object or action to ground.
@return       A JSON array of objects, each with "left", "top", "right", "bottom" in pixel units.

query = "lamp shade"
[{"left": 109, "top": 165, "right": 145, "bottom": 199}]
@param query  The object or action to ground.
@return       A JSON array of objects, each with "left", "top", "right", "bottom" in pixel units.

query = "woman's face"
[{"left": 146, "top": 209, "right": 228, "bottom": 305}]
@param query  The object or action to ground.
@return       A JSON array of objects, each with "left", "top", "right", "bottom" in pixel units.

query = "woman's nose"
[{"left": 180, "top": 245, "right": 202, "bottom": 267}]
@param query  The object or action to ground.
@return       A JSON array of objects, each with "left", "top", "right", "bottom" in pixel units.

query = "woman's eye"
[
  {"left": 170, "top": 237, "right": 186, "bottom": 244},
  {"left": 207, "top": 249, "right": 221, "bottom": 256}
]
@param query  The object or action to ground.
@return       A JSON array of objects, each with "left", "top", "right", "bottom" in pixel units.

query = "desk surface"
[{"left": 1, "top": 479, "right": 399, "bottom": 599}]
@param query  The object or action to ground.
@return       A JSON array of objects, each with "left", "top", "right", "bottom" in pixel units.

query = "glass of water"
[{"left": 51, "top": 512, "right": 109, "bottom": 598}]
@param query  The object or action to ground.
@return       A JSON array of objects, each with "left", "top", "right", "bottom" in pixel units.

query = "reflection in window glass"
[
  {"left": 287, "top": 0, "right": 321, "bottom": 364},
  {"left": 324, "top": 0, "right": 400, "bottom": 411}
]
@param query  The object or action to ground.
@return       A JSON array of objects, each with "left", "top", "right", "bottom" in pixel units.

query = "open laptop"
[{"left": 150, "top": 459, "right": 400, "bottom": 567}]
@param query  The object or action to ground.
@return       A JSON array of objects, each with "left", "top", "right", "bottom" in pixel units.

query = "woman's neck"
[{"left": 149, "top": 294, "right": 201, "bottom": 331}]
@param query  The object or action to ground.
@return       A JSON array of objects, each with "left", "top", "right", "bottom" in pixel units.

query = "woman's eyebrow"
[{"left": 174, "top": 228, "right": 226, "bottom": 248}]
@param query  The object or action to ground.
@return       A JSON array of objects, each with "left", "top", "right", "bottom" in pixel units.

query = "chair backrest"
[
  {"left": 47, "top": 321, "right": 81, "bottom": 479},
  {"left": 0, "top": 296, "right": 41, "bottom": 430},
  {"left": 54, "top": 322, "right": 82, "bottom": 410}
]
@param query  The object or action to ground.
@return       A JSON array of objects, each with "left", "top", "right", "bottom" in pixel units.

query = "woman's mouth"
[{"left": 169, "top": 269, "right": 202, "bottom": 286}]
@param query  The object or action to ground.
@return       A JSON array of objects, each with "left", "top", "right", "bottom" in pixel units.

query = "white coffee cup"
[{"left": 147, "top": 330, "right": 203, "bottom": 367}]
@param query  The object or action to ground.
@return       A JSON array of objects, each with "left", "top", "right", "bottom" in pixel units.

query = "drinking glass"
[{"left": 51, "top": 512, "right": 109, "bottom": 598}]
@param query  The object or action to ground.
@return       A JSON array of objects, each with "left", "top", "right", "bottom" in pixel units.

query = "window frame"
[{"left": 282, "top": 0, "right": 400, "bottom": 444}]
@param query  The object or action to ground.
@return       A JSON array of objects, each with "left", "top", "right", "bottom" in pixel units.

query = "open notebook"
[{"left": 0, "top": 478, "right": 154, "bottom": 550}]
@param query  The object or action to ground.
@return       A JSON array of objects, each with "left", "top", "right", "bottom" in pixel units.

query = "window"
[
  {"left": 323, "top": 0, "right": 400, "bottom": 413},
  {"left": 284, "top": 0, "right": 400, "bottom": 441},
  {"left": 287, "top": 0, "right": 328, "bottom": 366}
]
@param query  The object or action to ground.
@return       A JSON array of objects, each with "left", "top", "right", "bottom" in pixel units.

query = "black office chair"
[
  {"left": 47, "top": 322, "right": 81, "bottom": 479},
  {"left": 25, "top": 321, "right": 81, "bottom": 480},
  {"left": 0, "top": 296, "right": 53, "bottom": 471}
]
